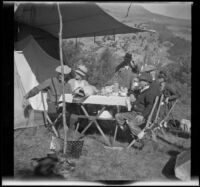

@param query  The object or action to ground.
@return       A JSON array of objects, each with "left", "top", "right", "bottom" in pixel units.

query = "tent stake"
[{"left": 57, "top": 3, "right": 68, "bottom": 154}]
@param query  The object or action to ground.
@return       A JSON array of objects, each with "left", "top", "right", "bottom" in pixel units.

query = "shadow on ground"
[{"left": 162, "top": 150, "right": 180, "bottom": 180}]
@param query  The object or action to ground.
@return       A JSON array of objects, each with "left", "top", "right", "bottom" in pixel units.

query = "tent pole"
[
  {"left": 113, "top": 29, "right": 115, "bottom": 41},
  {"left": 57, "top": 3, "right": 68, "bottom": 154}
]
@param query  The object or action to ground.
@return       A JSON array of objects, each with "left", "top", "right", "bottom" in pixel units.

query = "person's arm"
[
  {"left": 165, "top": 84, "right": 180, "bottom": 101},
  {"left": 142, "top": 90, "right": 158, "bottom": 119},
  {"left": 24, "top": 79, "right": 51, "bottom": 99},
  {"left": 115, "top": 60, "right": 129, "bottom": 73}
]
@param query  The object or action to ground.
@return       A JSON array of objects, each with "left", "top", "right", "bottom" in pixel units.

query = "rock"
[{"left": 175, "top": 149, "right": 191, "bottom": 181}]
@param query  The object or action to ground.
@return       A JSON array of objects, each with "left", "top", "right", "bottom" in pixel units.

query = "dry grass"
[{"left": 14, "top": 123, "right": 190, "bottom": 182}]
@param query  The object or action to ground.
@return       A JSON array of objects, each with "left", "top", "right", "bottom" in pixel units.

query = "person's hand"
[
  {"left": 129, "top": 94, "right": 136, "bottom": 102},
  {"left": 22, "top": 96, "right": 29, "bottom": 108},
  {"left": 165, "top": 97, "right": 169, "bottom": 103},
  {"left": 135, "top": 115, "right": 144, "bottom": 123}
]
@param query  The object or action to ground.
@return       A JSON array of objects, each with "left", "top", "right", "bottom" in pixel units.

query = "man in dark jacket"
[{"left": 115, "top": 72, "right": 161, "bottom": 135}]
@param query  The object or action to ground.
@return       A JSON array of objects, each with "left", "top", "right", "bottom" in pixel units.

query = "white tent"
[{"left": 14, "top": 35, "right": 60, "bottom": 129}]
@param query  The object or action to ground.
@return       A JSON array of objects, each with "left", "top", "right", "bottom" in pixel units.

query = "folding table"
[{"left": 59, "top": 94, "right": 128, "bottom": 147}]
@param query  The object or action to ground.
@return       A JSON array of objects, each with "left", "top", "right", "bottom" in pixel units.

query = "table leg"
[
  {"left": 127, "top": 138, "right": 137, "bottom": 149},
  {"left": 80, "top": 120, "right": 94, "bottom": 135},
  {"left": 113, "top": 125, "right": 118, "bottom": 146},
  {"left": 94, "top": 120, "right": 111, "bottom": 146},
  {"left": 79, "top": 105, "right": 111, "bottom": 146}
]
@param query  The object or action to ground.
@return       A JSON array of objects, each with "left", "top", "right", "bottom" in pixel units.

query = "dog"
[{"left": 31, "top": 153, "right": 75, "bottom": 178}]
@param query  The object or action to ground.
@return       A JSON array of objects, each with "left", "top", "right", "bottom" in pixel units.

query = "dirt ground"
[{"left": 14, "top": 121, "right": 191, "bottom": 182}]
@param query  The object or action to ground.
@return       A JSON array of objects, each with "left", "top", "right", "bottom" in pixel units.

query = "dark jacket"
[{"left": 132, "top": 83, "right": 161, "bottom": 119}]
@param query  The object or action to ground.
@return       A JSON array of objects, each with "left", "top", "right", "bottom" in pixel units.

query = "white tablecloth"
[{"left": 59, "top": 94, "right": 127, "bottom": 107}]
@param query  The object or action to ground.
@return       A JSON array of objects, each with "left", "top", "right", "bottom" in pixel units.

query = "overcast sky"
[{"left": 98, "top": 2, "right": 192, "bottom": 20}]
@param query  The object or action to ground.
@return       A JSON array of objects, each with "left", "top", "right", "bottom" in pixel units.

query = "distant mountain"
[{"left": 100, "top": 5, "right": 191, "bottom": 41}]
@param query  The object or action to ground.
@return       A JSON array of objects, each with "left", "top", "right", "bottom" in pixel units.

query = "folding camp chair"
[
  {"left": 126, "top": 95, "right": 161, "bottom": 149},
  {"left": 41, "top": 91, "right": 62, "bottom": 138},
  {"left": 157, "top": 99, "right": 179, "bottom": 133},
  {"left": 110, "top": 95, "right": 162, "bottom": 149}
]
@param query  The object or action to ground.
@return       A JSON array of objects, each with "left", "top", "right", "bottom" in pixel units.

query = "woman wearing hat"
[
  {"left": 68, "top": 65, "right": 89, "bottom": 93},
  {"left": 67, "top": 64, "right": 98, "bottom": 134},
  {"left": 68, "top": 64, "right": 98, "bottom": 96}
]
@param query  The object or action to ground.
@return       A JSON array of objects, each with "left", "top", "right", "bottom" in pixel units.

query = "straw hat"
[
  {"left": 55, "top": 65, "right": 71, "bottom": 74},
  {"left": 75, "top": 65, "right": 88, "bottom": 77}
]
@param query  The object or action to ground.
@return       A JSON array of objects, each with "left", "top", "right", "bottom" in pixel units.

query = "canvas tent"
[
  {"left": 14, "top": 35, "right": 60, "bottom": 129},
  {"left": 14, "top": 2, "right": 154, "bottom": 129}
]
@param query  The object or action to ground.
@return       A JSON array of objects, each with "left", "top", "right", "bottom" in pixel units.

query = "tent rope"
[{"left": 57, "top": 3, "right": 68, "bottom": 154}]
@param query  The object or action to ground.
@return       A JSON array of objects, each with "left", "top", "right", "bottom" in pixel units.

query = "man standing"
[
  {"left": 115, "top": 72, "right": 160, "bottom": 136},
  {"left": 115, "top": 53, "right": 140, "bottom": 89}
]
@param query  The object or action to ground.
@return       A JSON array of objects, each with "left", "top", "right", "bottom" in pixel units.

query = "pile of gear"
[{"left": 31, "top": 152, "right": 76, "bottom": 179}]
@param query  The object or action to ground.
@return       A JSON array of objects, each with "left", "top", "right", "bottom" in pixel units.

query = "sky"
[
  {"left": 140, "top": 2, "right": 192, "bottom": 20},
  {"left": 97, "top": 2, "right": 192, "bottom": 20}
]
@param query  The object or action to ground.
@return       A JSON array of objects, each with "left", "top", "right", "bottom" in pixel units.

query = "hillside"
[{"left": 99, "top": 4, "right": 191, "bottom": 41}]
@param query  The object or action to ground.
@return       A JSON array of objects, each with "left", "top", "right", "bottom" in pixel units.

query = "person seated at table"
[
  {"left": 23, "top": 65, "right": 73, "bottom": 120},
  {"left": 68, "top": 64, "right": 98, "bottom": 135},
  {"left": 115, "top": 72, "right": 161, "bottom": 136},
  {"left": 23, "top": 65, "right": 73, "bottom": 153},
  {"left": 68, "top": 64, "right": 98, "bottom": 96}
]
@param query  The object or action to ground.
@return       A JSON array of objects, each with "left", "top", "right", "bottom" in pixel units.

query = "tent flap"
[{"left": 15, "top": 3, "right": 154, "bottom": 39}]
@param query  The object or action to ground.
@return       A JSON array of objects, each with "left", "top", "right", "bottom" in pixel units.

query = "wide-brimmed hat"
[
  {"left": 139, "top": 72, "right": 152, "bottom": 83},
  {"left": 75, "top": 65, "right": 88, "bottom": 77},
  {"left": 141, "top": 65, "right": 156, "bottom": 73},
  {"left": 55, "top": 65, "right": 71, "bottom": 74}
]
